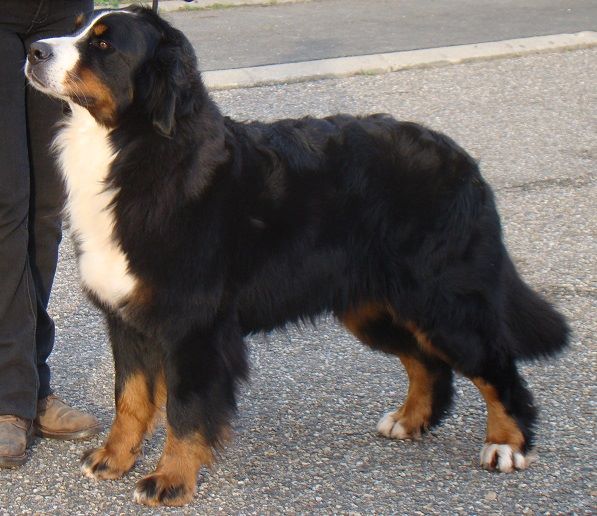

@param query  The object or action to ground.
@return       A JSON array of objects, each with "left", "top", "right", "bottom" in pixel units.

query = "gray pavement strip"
[
  {"left": 166, "top": 0, "right": 597, "bottom": 71},
  {"left": 0, "top": 49, "right": 595, "bottom": 513},
  {"left": 202, "top": 31, "right": 597, "bottom": 89}
]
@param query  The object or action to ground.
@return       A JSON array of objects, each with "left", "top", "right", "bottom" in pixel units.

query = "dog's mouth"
[
  {"left": 26, "top": 65, "right": 97, "bottom": 108},
  {"left": 25, "top": 65, "right": 49, "bottom": 89},
  {"left": 25, "top": 62, "right": 63, "bottom": 100}
]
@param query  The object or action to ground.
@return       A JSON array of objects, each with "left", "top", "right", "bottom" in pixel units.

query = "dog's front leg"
[
  {"left": 82, "top": 314, "right": 165, "bottom": 480},
  {"left": 133, "top": 312, "right": 248, "bottom": 507}
]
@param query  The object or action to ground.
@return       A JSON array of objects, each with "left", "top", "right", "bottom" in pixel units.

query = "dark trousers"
[{"left": 0, "top": 0, "right": 93, "bottom": 420}]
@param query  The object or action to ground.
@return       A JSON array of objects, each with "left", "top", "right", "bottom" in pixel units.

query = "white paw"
[
  {"left": 81, "top": 462, "right": 97, "bottom": 479},
  {"left": 132, "top": 488, "right": 147, "bottom": 505},
  {"left": 377, "top": 412, "right": 411, "bottom": 439},
  {"left": 480, "top": 443, "right": 529, "bottom": 472}
]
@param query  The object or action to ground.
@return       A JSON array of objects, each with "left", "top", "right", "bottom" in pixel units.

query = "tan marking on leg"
[
  {"left": 342, "top": 304, "right": 440, "bottom": 438},
  {"left": 159, "top": 426, "right": 215, "bottom": 475},
  {"left": 472, "top": 377, "right": 525, "bottom": 449},
  {"left": 395, "top": 354, "right": 435, "bottom": 433},
  {"left": 108, "top": 371, "right": 166, "bottom": 454},
  {"left": 81, "top": 371, "right": 166, "bottom": 479},
  {"left": 341, "top": 302, "right": 388, "bottom": 340},
  {"left": 134, "top": 425, "right": 224, "bottom": 507},
  {"left": 404, "top": 321, "right": 452, "bottom": 364},
  {"left": 378, "top": 354, "right": 436, "bottom": 439}
]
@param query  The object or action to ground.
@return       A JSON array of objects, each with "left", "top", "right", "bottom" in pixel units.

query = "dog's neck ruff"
[{"left": 54, "top": 103, "right": 137, "bottom": 308}]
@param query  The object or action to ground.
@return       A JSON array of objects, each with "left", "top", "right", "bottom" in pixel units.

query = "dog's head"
[{"left": 25, "top": 6, "right": 198, "bottom": 136}]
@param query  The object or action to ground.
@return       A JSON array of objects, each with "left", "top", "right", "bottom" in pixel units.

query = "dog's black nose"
[{"left": 28, "top": 41, "right": 53, "bottom": 64}]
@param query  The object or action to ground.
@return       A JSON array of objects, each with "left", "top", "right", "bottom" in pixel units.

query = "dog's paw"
[
  {"left": 377, "top": 411, "right": 421, "bottom": 440},
  {"left": 480, "top": 443, "right": 532, "bottom": 473},
  {"left": 81, "top": 447, "right": 135, "bottom": 480},
  {"left": 133, "top": 473, "right": 195, "bottom": 507}
]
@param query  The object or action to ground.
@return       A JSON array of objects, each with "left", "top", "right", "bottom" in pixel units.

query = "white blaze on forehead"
[
  {"left": 26, "top": 10, "right": 135, "bottom": 98},
  {"left": 71, "top": 9, "right": 136, "bottom": 41}
]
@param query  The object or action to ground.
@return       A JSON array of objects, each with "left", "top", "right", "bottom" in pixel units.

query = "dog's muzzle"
[{"left": 25, "top": 41, "right": 57, "bottom": 92}]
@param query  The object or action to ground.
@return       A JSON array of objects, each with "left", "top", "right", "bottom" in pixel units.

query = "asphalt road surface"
[
  {"left": 0, "top": 48, "right": 595, "bottom": 514},
  {"left": 166, "top": 0, "right": 597, "bottom": 70}
]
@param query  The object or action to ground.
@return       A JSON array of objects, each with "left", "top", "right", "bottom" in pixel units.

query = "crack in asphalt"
[
  {"left": 540, "top": 284, "right": 596, "bottom": 299},
  {"left": 495, "top": 174, "right": 595, "bottom": 193}
]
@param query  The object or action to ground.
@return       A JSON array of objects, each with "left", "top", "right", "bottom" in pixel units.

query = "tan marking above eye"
[{"left": 93, "top": 23, "right": 108, "bottom": 36}]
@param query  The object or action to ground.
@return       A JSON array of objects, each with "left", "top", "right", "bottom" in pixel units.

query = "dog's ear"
[
  {"left": 149, "top": 46, "right": 182, "bottom": 138},
  {"left": 152, "top": 88, "right": 176, "bottom": 138},
  {"left": 133, "top": 10, "right": 200, "bottom": 138},
  {"left": 143, "top": 43, "right": 185, "bottom": 138},
  {"left": 137, "top": 24, "right": 195, "bottom": 139}
]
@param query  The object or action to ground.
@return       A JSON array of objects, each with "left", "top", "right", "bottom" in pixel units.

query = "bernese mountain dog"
[{"left": 25, "top": 6, "right": 569, "bottom": 507}]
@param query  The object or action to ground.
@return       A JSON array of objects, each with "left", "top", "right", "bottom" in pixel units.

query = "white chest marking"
[{"left": 55, "top": 104, "right": 137, "bottom": 308}]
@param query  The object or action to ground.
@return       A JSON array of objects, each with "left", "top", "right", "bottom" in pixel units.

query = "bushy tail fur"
[{"left": 502, "top": 256, "right": 570, "bottom": 360}]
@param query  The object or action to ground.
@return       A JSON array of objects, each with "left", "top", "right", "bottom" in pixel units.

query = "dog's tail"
[{"left": 501, "top": 255, "right": 570, "bottom": 360}]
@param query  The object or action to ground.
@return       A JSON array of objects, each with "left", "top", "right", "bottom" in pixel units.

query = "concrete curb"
[
  {"left": 119, "top": 0, "right": 308, "bottom": 12},
  {"left": 202, "top": 31, "right": 597, "bottom": 90}
]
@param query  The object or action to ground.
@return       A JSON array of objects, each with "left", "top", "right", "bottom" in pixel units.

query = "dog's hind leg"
[
  {"left": 403, "top": 316, "right": 537, "bottom": 472},
  {"left": 468, "top": 360, "right": 536, "bottom": 473},
  {"left": 340, "top": 304, "right": 454, "bottom": 439},
  {"left": 134, "top": 310, "right": 248, "bottom": 507},
  {"left": 81, "top": 314, "right": 165, "bottom": 480},
  {"left": 399, "top": 320, "right": 537, "bottom": 471},
  {"left": 376, "top": 353, "right": 453, "bottom": 439}
]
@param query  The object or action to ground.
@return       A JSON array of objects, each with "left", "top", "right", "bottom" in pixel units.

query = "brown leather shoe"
[
  {"left": 0, "top": 415, "right": 34, "bottom": 468},
  {"left": 35, "top": 395, "right": 102, "bottom": 440}
]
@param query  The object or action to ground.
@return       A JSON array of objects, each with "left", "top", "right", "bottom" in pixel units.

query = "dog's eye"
[{"left": 92, "top": 39, "right": 111, "bottom": 50}]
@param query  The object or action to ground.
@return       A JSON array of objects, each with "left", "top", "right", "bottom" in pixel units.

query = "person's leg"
[
  {"left": 23, "top": 0, "right": 101, "bottom": 441},
  {"left": 25, "top": 56, "right": 66, "bottom": 401},
  {"left": 0, "top": 26, "right": 39, "bottom": 422},
  {"left": 0, "top": 0, "right": 97, "bottom": 468},
  {"left": 0, "top": 3, "right": 41, "bottom": 467},
  {"left": 24, "top": 0, "right": 94, "bottom": 401}
]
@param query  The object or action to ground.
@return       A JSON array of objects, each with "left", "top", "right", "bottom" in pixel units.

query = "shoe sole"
[
  {"left": 0, "top": 428, "right": 35, "bottom": 468},
  {"left": 35, "top": 423, "right": 102, "bottom": 441},
  {"left": 0, "top": 452, "right": 28, "bottom": 468}
]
